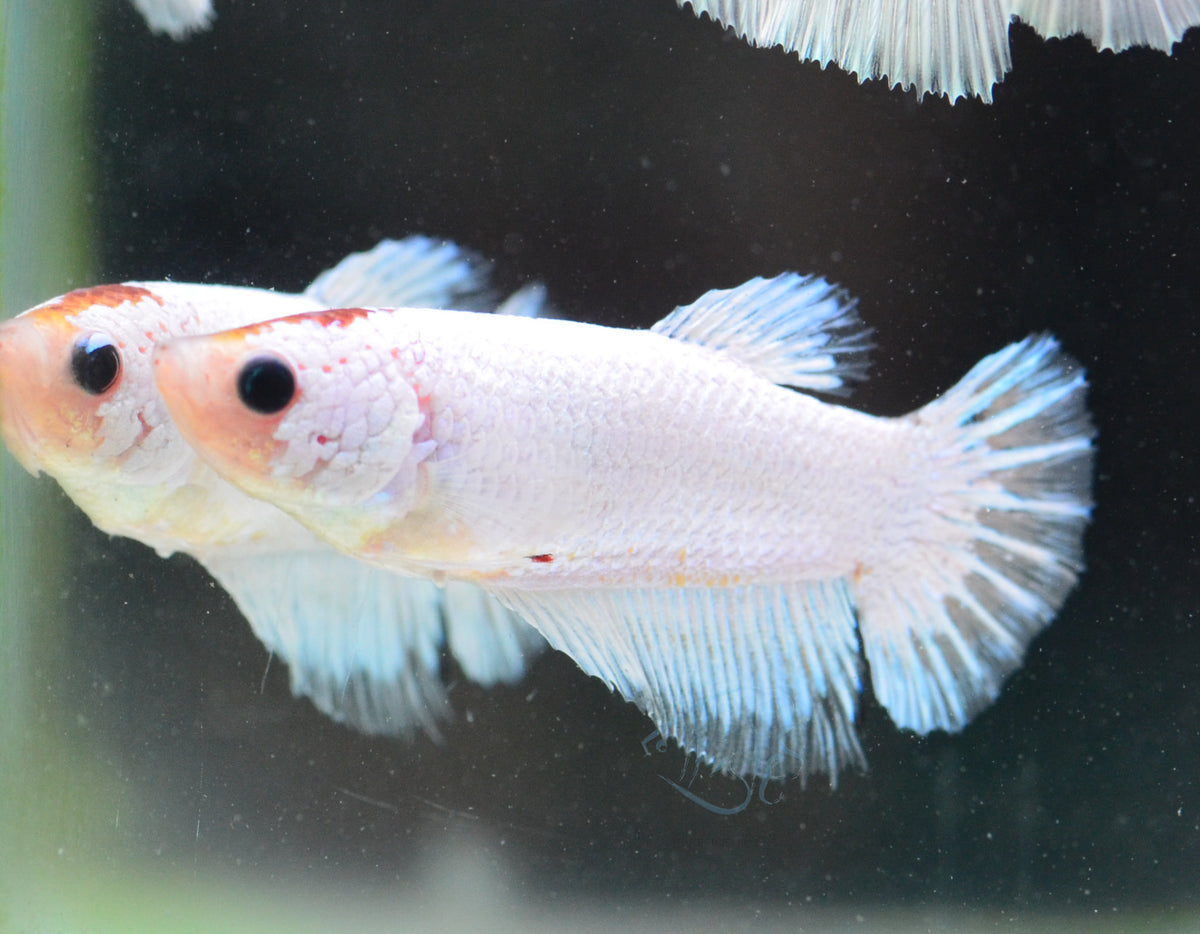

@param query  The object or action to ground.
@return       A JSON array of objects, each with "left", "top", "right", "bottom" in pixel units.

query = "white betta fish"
[
  {"left": 0, "top": 238, "right": 546, "bottom": 738},
  {"left": 153, "top": 274, "right": 1094, "bottom": 781}
]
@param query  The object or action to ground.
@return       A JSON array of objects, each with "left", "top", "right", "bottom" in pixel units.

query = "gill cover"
[{"left": 158, "top": 310, "right": 429, "bottom": 511}]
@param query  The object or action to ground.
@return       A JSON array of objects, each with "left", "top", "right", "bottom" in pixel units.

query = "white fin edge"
[
  {"left": 494, "top": 282, "right": 552, "bottom": 318},
  {"left": 492, "top": 580, "right": 864, "bottom": 783},
  {"left": 443, "top": 581, "right": 547, "bottom": 685},
  {"left": 651, "top": 273, "right": 871, "bottom": 394},
  {"left": 304, "top": 237, "right": 493, "bottom": 311},
  {"left": 205, "top": 551, "right": 451, "bottom": 738},
  {"left": 129, "top": 0, "right": 214, "bottom": 39},
  {"left": 853, "top": 334, "right": 1094, "bottom": 734},
  {"left": 1010, "top": 0, "right": 1200, "bottom": 53},
  {"left": 678, "top": 0, "right": 1012, "bottom": 102}
]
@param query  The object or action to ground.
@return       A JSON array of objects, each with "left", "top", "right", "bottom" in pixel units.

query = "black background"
[{"left": 46, "top": 0, "right": 1200, "bottom": 911}]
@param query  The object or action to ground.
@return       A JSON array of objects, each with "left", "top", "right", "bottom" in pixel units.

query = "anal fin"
[
  {"left": 204, "top": 550, "right": 451, "bottom": 738},
  {"left": 492, "top": 580, "right": 864, "bottom": 782}
]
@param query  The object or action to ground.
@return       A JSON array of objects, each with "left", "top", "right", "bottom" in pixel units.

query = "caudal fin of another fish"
[
  {"left": 680, "top": 0, "right": 1013, "bottom": 102},
  {"left": 205, "top": 551, "right": 544, "bottom": 738},
  {"left": 680, "top": 0, "right": 1200, "bottom": 102},
  {"left": 853, "top": 335, "right": 1094, "bottom": 734}
]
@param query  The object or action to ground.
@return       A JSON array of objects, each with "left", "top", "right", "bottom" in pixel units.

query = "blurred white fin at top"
[
  {"left": 651, "top": 273, "right": 871, "bottom": 394},
  {"left": 1010, "top": 0, "right": 1200, "bottom": 53},
  {"left": 679, "top": 0, "right": 1200, "bottom": 101},
  {"left": 129, "top": 0, "right": 214, "bottom": 39},
  {"left": 679, "top": 0, "right": 1012, "bottom": 101}
]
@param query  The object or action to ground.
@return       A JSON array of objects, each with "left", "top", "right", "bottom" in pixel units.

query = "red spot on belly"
[{"left": 529, "top": 554, "right": 554, "bottom": 564}]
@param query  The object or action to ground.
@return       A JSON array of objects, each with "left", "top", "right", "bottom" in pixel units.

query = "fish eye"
[
  {"left": 237, "top": 355, "right": 296, "bottom": 415},
  {"left": 70, "top": 334, "right": 122, "bottom": 395}
]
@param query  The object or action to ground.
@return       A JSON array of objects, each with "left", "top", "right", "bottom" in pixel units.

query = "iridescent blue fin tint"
[
  {"left": 493, "top": 283, "right": 552, "bottom": 319},
  {"left": 651, "top": 273, "right": 871, "bottom": 394},
  {"left": 443, "top": 581, "right": 547, "bottom": 686},
  {"left": 205, "top": 554, "right": 546, "bottom": 737},
  {"left": 679, "top": 0, "right": 1200, "bottom": 102},
  {"left": 679, "top": 0, "right": 1012, "bottom": 102},
  {"left": 854, "top": 335, "right": 1094, "bottom": 734},
  {"left": 495, "top": 581, "right": 865, "bottom": 782},
  {"left": 207, "top": 553, "right": 452, "bottom": 737},
  {"left": 305, "top": 236, "right": 554, "bottom": 319},
  {"left": 1009, "top": 0, "right": 1200, "bottom": 54}
]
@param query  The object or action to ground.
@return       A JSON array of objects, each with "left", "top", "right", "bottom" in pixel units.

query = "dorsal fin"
[
  {"left": 305, "top": 237, "right": 553, "bottom": 319},
  {"left": 304, "top": 237, "right": 492, "bottom": 310},
  {"left": 651, "top": 274, "right": 871, "bottom": 394}
]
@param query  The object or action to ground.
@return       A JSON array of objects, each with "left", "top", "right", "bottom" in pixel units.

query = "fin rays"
[
  {"left": 680, "top": 0, "right": 1200, "bottom": 101},
  {"left": 651, "top": 273, "right": 871, "bottom": 393},
  {"left": 854, "top": 334, "right": 1094, "bottom": 734},
  {"left": 493, "top": 581, "right": 865, "bottom": 782}
]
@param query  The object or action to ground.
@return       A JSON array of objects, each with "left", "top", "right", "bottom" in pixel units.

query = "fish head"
[
  {"left": 153, "top": 308, "right": 431, "bottom": 529},
  {"left": 0, "top": 284, "right": 196, "bottom": 488}
]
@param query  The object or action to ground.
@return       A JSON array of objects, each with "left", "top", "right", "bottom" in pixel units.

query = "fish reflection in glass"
[
  {"left": 150, "top": 273, "right": 1094, "bottom": 782},
  {"left": 0, "top": 239, "right": 548, "bottom": 739}
]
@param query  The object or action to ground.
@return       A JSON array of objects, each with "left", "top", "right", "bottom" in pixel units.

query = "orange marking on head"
[
  {"left": 310, "top": 307, "right": 373, "bottom": 328},
  {"left": 52, "top": 284, "right": 164, "bottom": 315},
  {"left": 233, "top": 307, "right": 373, "bottom": 341}
]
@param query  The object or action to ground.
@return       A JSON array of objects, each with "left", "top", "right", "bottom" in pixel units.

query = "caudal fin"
[{"left": 853, "top": 334, "right": 1094, "bottom": 734}]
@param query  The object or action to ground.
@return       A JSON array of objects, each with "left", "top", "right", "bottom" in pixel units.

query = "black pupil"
[
  {"left": 237, "top": 356, "right": 296, "bottom": 414},
  {"left": 70, "top": 336, "right": 121, "bottom": 395}
]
